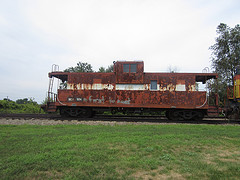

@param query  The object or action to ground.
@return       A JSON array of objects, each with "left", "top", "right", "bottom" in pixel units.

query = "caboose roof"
[
  {"left": 195, "top": 73, "right": 218, "bottom": 83},
  {"left": 48, "top": 61, "right": 217, "bottom": 84},
  {"left": 49, "top": 71, "right": 217, "bottom": 84},
  {"left": 49, "top": 72, "right": 68, "bottom": 82}
]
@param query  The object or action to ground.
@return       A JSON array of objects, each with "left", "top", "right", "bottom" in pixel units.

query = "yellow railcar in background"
[
  {"left": 226, "top": 66, "right": 240, "bottom": 118},
  {"left": 234, "top": 77, "right": 240, "bottom": 100}
]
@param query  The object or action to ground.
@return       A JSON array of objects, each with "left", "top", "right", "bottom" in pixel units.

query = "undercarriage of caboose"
[{"left": 42, "top": 62, "right": 219, "bottom": 120}]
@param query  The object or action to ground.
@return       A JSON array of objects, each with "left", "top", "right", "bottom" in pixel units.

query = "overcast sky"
[{"left": 0, "top": 0, "right": 239, "bottom": 103}]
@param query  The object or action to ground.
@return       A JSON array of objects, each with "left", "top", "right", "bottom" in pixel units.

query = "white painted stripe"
[
  {"left": 66, "top": 83, "right": 196, "bottom": 91},
  {"left": 116, "top": 84, "right": 147, "bottom": 90},
  {"left": 67, "top": 83, "right": 114, "bottom": 90},
  {"left": 176, "top": 84, "right": 186, "bottom": 91}
]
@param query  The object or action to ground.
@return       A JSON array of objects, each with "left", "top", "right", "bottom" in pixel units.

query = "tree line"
[{"left": 64, "top": 62, "right": 114, "bottom": 73}]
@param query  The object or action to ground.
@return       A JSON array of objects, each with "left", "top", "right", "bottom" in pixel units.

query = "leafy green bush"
[{"left": 0, "top": 99, "right": 44, "bottom": 114}]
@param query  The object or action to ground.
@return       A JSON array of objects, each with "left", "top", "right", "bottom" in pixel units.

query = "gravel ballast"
[{"left": 0, "top": 118, "right": 167, "bottom": 126}]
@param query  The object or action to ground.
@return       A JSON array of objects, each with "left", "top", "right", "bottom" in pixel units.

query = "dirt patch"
[
  {"left": 204, "top": 153, "right": 217, "bottom": 165},
  {"left": 217, "top": 149, "right": 240, "bottom": 163},
  {"left": 25, "top": 170, "right": 64, "bottom": 180},
  {"left": 217, "top": 149, "right": 240, "bottom": 157},
  {"left": 132, "top": 168, "right": 186, "bottom": 180},
  {"left": 204, "top": 149, "right": 240, "bottom": 166}
]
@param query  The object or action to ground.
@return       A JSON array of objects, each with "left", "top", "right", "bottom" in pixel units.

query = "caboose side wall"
[
  {"left": 57, "top": 90, "right": 206, "bottom": 109},
  {"left": 55, "top": 72, "right": 208, "bottom": 109}
]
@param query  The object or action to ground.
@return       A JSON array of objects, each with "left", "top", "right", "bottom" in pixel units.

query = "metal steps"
[
  {"left": 46, "top": 102, "right": 57, "bottom": 112},
  {"left": 208, "top": 106, "right": 221, "bottom": 117}
]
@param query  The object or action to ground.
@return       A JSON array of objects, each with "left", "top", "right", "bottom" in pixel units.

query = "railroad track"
[{"left": 0, "top": 113, "right": 239, "bottom": 125}]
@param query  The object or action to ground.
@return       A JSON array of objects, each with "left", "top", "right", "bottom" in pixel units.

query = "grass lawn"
[{"left": 0, "top": 124, "right": 240, "bottom": 179}]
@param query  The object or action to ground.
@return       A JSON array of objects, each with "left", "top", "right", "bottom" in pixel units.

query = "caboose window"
[
  {"left": 150, "top": 80, "right": 157, "bottom": 90},
  {"left": 130, "top": 64, "right": 137, "bottom": 73},
  {"left": 123, "top": 64, "right": 130, "bottom": 72},
  {"left": 123, "top": 64, "right": 137, "bottom": 73}
]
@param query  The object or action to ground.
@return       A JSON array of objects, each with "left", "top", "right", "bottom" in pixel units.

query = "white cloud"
[
  {"left": 21, "top": 0, "right": 208, "bottom": 70},
  {"left": 0, "top": 15, "right": 8, "bottom": 26}
]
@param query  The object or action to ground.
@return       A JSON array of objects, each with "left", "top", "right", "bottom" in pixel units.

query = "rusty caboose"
[{"left": 44, "top": 61, "right": 218, "bottom": 120}]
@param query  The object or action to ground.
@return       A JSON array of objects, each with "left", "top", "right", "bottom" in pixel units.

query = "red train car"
[{"left": 43, "top": 61, "right": 218, "bottom": 120}]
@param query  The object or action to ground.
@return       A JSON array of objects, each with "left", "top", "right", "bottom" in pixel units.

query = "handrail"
[
  {"left": 47, "top": 64, "right": 60, "bottom": 103},
  {"left": 57, "top": 94, "right": 66, "bottom": 106},
  {"left": 48, "top": 92, "right": 57, "bottom": 102},
  {"left": 202, "top": 67, "right": 209, "bottom": 73},
  {"left": 52, "top": 64, "right": 59, "bottom": 72},
  {"left": 196, "top": 92, "right": 208, "bottom": 108}
]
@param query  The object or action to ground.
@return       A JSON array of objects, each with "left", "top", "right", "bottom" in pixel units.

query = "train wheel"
[
  {"left": 166, "top": 110, "right": 179, "bottom": 120},
  {"left": 68, "top": 108, "right": 81, "bottom": 117},
  {"left": 60, "top": 108, "right": 68, "bottom": 117},
  {"left": 178, "top": 110, "right": 204, "bottom": 120},
  {"left": 80, "top": 108, "right": 93, "bottom": 118},
  {"left": 166, "top": 110, "right": 204, "bottom": 120},
  {"left": 195, "top": 111, "right": 204, "bottom": 120},
  {"left": 166, "top": 111, "right": 170, "bottom": 120},
  {"left": 60, "top": 108, "right": 93, "bottom": 118}
]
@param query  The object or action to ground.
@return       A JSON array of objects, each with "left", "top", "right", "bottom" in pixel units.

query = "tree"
[
  {"left": 167, "top": 65, "right": 178, "bottom": 73},
  {"left": 98, "top": 67, "right": 106, "bottom": 73},
  {"left": 16, "top": 98, "right": 28, "bottom": 104},
  {"left": 98, "top": 65, "right": 114, "bottom": 72},
  {"left": 209, "top": 23, "right": 240, "bottom": 106},
  {"left": 16, "top": 98, "right": 37, "bottom": 105},
  {"left": 210, "top": 23, "right": 240, "bottom": 86},
  {"left": 64, "top": 62, "right": 94, "bottom": 72}
]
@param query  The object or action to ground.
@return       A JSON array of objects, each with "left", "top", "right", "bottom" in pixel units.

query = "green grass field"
[{"left": 0, "top": 124, "right": 239, "bottom": 179}]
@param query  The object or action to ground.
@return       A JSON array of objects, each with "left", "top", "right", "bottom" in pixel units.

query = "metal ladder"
[{"left": 48, "top": 64, "right": 59, "bottom": 102}]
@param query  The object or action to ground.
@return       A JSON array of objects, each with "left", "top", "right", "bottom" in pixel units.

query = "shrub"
[{"left": 0, "top": 99, "right": 44, "bottom": 114}]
